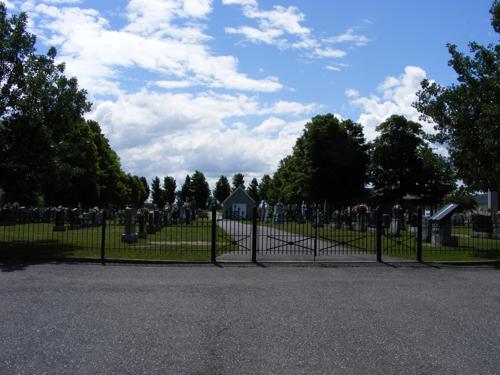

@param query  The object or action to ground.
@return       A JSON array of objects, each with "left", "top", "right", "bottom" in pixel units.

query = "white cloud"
[
  {"left": 325, "top": 27, "right": 369, "bottom": 46},
  {"left": 348, "top": 66, "right": 434, "bottom": 141},
  {"left": 89, "top": 90, "right": 312, "bottom": 182},
  {"left": 345, "top": 88, "right": 359, "bottom": 98},
  {"left": 222, "top": 0, "right": 369, "bottom": 63},
  {"left": 153, "top": 80, "right": 195, "bottom": 89},
  {"left": 21, "top": 1, "right": 282, "bottom": 94}
]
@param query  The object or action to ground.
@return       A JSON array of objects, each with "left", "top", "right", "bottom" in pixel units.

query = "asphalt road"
[
  {"left": 216, "top": 219, "right": 378, "bottom": 261},
  {"left": 1, "top": 263, "right": 499, "bottom": 374}
]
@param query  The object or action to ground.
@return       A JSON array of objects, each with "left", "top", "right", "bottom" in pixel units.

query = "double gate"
[{"left": 215, "top": 206, "right": 418, "bottom": 261}]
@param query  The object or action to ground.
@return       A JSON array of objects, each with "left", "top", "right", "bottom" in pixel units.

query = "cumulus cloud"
[
  {"left": 347, "top": 66, "right": 435, "bottom": 141},
  {"left": 20, "top": 0, "right": 282, "bottom": 95},
  {"left": 89, "top": 89, "right": 317, "bottom": 182}
]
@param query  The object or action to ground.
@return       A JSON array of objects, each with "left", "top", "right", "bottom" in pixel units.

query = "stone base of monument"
[
  {"left": 471, "top": 231, "right": 491, "bottom": 239},
  {"left": 432, "top": 234, "right": 459, "bottom": 247},
  {"left": 122, "top": 233, "right": 138, "bottom": 243},
  {"left": 52, "top": 225, "right": 66, "bottom": 232},
  {"left": 352, "top": 222, "right": 367, "bottom": 232},
  {"left": 409, "top": 226, "right": 418, "bottom": 234},
  {"left": 368, "top": 226, "right": 377, "bottom": 234},
  {"left": 138, "top": 231, "right": 147, "bottom": 239}
]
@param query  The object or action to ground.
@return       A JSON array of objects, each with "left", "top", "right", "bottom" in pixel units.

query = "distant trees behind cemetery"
[{"left": 0, "top": 5, "right": 148, "bottom": 207}]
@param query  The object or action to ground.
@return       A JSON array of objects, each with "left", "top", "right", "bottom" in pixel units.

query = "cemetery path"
[{"left": 216, "top": 218, "right": 379, "bottom": 262}]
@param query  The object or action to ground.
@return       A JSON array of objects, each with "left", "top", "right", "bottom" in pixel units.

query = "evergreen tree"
[
  {"left": 163, "top": 176, "right": 176, "bottom": 205},
  {"left": 191, "top": 171, "right": 210, "bottom": 209},
  {"left": 214, "top": 175, "right": 231, "bottom": 203},
  {"left": 247, "top": 178, "right": 260, "bottom": 203},
  {"left": 232, "top": 173, "right": 245, "bottom": 191},
  {"left": 151, "top": 176, "right": 166, "bottom": 208}
]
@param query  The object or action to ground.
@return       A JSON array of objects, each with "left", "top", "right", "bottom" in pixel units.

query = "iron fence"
[{"left": 0, "top": 205, "right": 499, "bottom": 263}]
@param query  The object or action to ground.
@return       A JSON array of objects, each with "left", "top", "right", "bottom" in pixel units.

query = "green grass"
[{"left": 0, "top": 219, "right": 236, "bottom": 262}]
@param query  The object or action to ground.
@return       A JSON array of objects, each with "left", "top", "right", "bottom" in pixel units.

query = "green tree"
[
  {"left": 414, "top": 1, "right": 500, "bottom": 191},
  {"left": 125, "top": 174, "right": 147, "bottom": 208},
  {"left": 258, "top": 175, "right": 273, "bottom": 203},
  {"left": 140, "top": 177, "right": 150, "bottom": 202},
  {"left": 151, "top": 176, "right": 166, "bottom": 208},
  {"left": 191, "top": 171, "right": 210, "bottom": 209},
  {"left": 179, "top": 175, "right": 192, "bottom": 203},
  {"left": 247, "top": 178, "right": 260, "bottom": 203},
  {"left": 370, "top": 115, "right": 455, "bottom": 205},
  {"left": 163, "top": 176, "right": 176, "bottom": 205},
  {"left": 232, "top": 173, "right": 245, "bottom": 191},
  {"left": 273, "top": 114, "right": 369, "bottom": 206},
  {"left": 443, "top": 187, "right": 478, "bottom": 211},
  {"left": 214, "top": 175, "right": 231, "bottom": 203}
]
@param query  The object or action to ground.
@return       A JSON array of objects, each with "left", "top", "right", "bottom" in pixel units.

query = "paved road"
[
  {"left": 1, "top": 262, "right": 499, "bottom": 374},
  {"left": 217, "top": 219, "right": 378, "bottom": 261}
]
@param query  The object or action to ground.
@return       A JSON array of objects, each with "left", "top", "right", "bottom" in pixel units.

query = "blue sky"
[{"left": 5, "top": 0, "right": 497, "bottom": 186}]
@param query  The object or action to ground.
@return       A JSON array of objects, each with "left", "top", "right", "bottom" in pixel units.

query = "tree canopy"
[
  {"left": 0, "top": 4, "right": 145, "bottom": 207},
  {"left": 272, "top": 114, "right": 369, "bottom": 207},
  {"left": 415, "top": 1, "right": 500, "bottom": 191},
  {"left": 232, "top": 173, "right": 245, "bottom": 191},
  {"left": 369, "top": 115, "right": 455, "bottom": 205}
]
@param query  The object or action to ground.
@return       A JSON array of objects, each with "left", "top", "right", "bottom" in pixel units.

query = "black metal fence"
[{"left": 0, "top": 204, "right": 499, "bottom": 263}]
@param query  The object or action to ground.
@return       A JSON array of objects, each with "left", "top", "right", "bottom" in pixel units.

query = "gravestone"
[
  {"left": 389, "top": 206, "right": 403, "bottom": 237},
  {"left": 421, "top": 216, "right": 432, "bottom": 243},
  {"left": 430, "top": 203, "right": 460, "bottom": 247},
  {"left": 122, "top": 208, "right": 138, "bottom": 243},
  {"left": 147, "top": 209, "right": 156, "bottom": 234},
  {"left": 260, "top": 200, "right": 268, "bottom": 223},
  {"left": 273, "top": 201, "right": 285, "bottom": 224},
  {"left": 471, "top": 214, "right": 492, "bottom": 238},
  {"left": 137, "top": 209, "right": 147, "bottom": 239},
  {"left": 331, "top": 210, "right": 342, "bottom": 229},
  {"left": 341, "top": 209, "right": 352, "bottom": 231},
  {"left": 69, "top": 207, "right": 82, "bottom": 230},
  {"left": 53, "top": 208, "right": 66, "bottom": 232}
]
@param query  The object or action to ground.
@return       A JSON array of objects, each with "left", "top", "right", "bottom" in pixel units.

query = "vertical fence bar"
[
  {"left": 211, "top": 207, "right": 217, "bottom": 263},
  {"left": 252, "top": 206, "right": 257, "bottom": 262},
  {"left": 376, "top": 206, "right": 382, "bottom": 262},
  {"left": 314, "top": 207, "right": 318, "bottom": 258},
  {"left": 416, "top": 206, "right": 423, "bottom": 262},
  {"left": 100, "top": 210, "right": 106, "bottom": 263}
]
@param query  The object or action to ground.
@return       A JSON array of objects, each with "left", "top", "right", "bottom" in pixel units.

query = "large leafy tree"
[
  {"left": 414, "top": 1, "right": 500, "bottom": 191},
  {"left": 214, "top": 175, "right": 231, "bottom": 203},
  {"left": 0, "top": 5, "right": 130, "bottom": 206},
  {"left": 191, "top": 171, "right": 210, "bottom": 209},
  {"left": 370, "top": 115, "right": 455, "bottom": 204},
  {"left": 273, "top": 114, "right": 369, "bottom": 206},
  {"left": 163, "top": 176, "right": 176, "bottom": 205},
  {"left": 258, "top": 175, "right": 273, "bottom": 203}
]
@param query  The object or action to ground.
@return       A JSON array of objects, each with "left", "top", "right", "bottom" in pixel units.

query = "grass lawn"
[{"left": 0, "top": 219, "right": 236, "bottom": 262}]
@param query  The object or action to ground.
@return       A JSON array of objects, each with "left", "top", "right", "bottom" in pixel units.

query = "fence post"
[
  {"left": 376, "top": 206, "right": 382, "bottom": 262},
  {"left": 416, "top": 206, "right": 423, "bottom": 262},
  {"left": 211, "top": 207, "right": 217, "bottom": 263},
  {"left": 252, "top": 206, "right": 258, "bottom": 263},
  {"left": 100, "top": 210, "right": 106, "bottom": 264},
  {"left": 314, "top": 207, "right": 319, "bottom": 258}
]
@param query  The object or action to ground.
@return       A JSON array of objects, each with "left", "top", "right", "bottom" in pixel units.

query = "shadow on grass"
[{"left": 0, "top": 240, "right": 97, "bottom": 272}]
